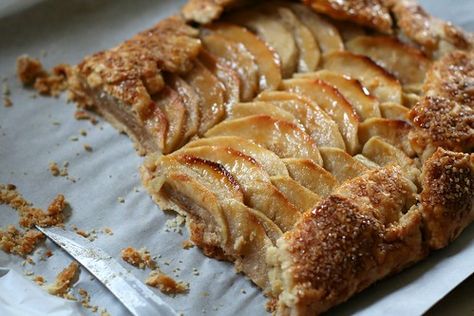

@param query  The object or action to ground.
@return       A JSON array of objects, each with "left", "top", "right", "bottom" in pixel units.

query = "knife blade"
[{"left": 35, "top": 225, "right": 177, "bottom": 316}]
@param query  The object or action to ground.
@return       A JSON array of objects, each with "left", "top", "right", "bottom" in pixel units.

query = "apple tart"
[{"left": 67, "top": 0, "right": 474, "bottom": 314}]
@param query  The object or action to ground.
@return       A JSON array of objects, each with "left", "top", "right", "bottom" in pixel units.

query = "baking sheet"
[{"left": 0, "top": 1, "right": 473, "bottom": 315}]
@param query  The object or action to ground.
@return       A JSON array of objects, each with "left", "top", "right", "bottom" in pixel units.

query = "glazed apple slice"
[
  {"left": 283, "top": 158, "right": 337, "bottom": 197},
  {"left": 282, "top": 78, "right": 360, "bottom": 154},
  {"left": 201, "top": 33, "right": 258, "bottom": 101},
  {"left": 346, "top": 36, "right": 431, "bottom": 91},
  {"left": 319, "top": 147, "right": 369, "bottom": 183},
  {"left": 362, "top": 136, "right": 420, "bottom": 184},
  {"left": 198, "top": 50, "right": 240, "bottom": 114},
  {"left": 153, "top": 87, "right": 186, "bottom": 154},
  {"left": 182, "top": 60, "right": 225, "bottom": 135},
  {"left": 271, "top": 176, "right": 321, "bottom": 211},
  {"left": 322, "top": 51, "right": 403, "bottom": 104},
  {"left": 205, "top": 115, "right": 323, "bottom": 165},
  {"left": 206, "top": 22, "right": 282, "bottom": 91},
  {"left": 173, "top": 145, "right": 301, "bottom": 232},
  {"left": 226, "top": 8, "right": 298, "bottom": 78},
  {"left": 277, "top": 6, "right": 320, "bottom": 72},
  {"left": 256, "top": 91, "right": 345, "bottom": 150},
  {"left": 170, "top": 154, "right": 283, "bottom": 242},
  {"left": 184, "top": 136, "right": 289, "bottom": 177},
  {"left": 352, "top": 154, "right": 379, "bottom": 169},
  {"left": 166, "top": 75, "right": 200, "bottom": 143},
  {"left": 286, "top": 3, "right": 343, "bottom": 54},
  {"left": 359, "top": 118, "right": 415, "bottom": 157},
  {"left": 230, "top": 101, "right": 302, "bottom": 128},
  {"left": 379, "top": 102, "right": 409, "bottom": 121},
  {"left": 295, "top": 70, "right": 381, "bottom": 120}
]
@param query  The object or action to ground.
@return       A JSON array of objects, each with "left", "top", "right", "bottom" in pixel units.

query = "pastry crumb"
[
  {"left": 49, "top": 162, "right": 60, "bottom": 176},
  {"left": 76, "top": 229, "right": 90, "bottom": 238},
  {"left": 47, "top": 261, "right": 80, "bottom": 298},
  {"left": 0, "top": 225, "right": 44, "bottom": 257},
  {"left": 74, "top": 110, "right": 98, "bottom": 125},
  {"left": 49, "top": 161, "right": 69, "bottom": 177},
  {"left": 182, "top": 240, "right": 194, "bottom": 250},
  {"left": 3, "top": 97, "right": 12, "bottom": 107},
  {"left": 16, "top": 56, "right": 69, "bottom": 96},
  {"left": 146, "top": 270, "right": 189, "bottom": 295},
  {"left": 117, "top": 196, "right": 125, "bottom": 203},
  {"left": 33, "top": 275, "right": 45, "bottom": 285},
  {"left": 100, "top": 309, "right": 111, "bottom": 316},
  {"left": 83, "top": 144, "right": 93, "bottom": 152},
  {"left": 79, "top": 288, "right": 99, "bottom": 312},
  {"left": 16, "top": 55, "right": 47, "bottom": 85},
  {"left": 79, "top": 129, "right": 87, "bottom": 136},
  {"left": 103, "top": 227, "right": 113, "bottom": 235},
  {"left": 121, "top": 247, "right": 157, "bottom": 269}
]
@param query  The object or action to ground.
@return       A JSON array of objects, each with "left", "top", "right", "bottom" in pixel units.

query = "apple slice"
[
  {"left": 277, "top": 6, "right": 320, "bottom": 72},
  {"left": 198, "top": 50, "right": 240, "bottom": 114},
  {"left": 184, "top": 136, "right": 289, "bottom": 177},
  {"left": 153, "top": 87, "right": 186, "bottom": 154},
  {"left": 226, "top": 8, "right": 298, "bottom": 78},
  {"left": 359, "top": 118, "right": 415, "bottom": 157},
  {"left": 230, "top": 101, "right": 302, "bottom": 128},
  {"left": 283, "top": 158, "right": 337, "bottom": 197},
  {"left": 271, "top": 176, "right": 320, "bottom": 211},
  {"left": 362, "top": 136, "right": 420, "bottom": 184},
  {"left": 205, "top": 115, "right": 323, "bottom": 165},
  {"left": 166, "top": 75, "right": 200, "bottom": 143},
  {"left": 319, "top": 147, "right": 369, "bottom": 183},
  {"left": 347, "top": 36, "right": 431, "bottom": 90},
  {"left": 379, "top": 102, "right": 409, "bottom": 121},
  {"left": 295, "top": 70, "right": 381, "bottom": 120},
  {"left": 182, "top": 60, "right": 225, "bottom": 135},
  {"left": 201, "top": 33, "right": 258, "bottom": 101},
  {"left": 322, "top": 51, "right": 403, "bottom": 104},
  {"left": 353, "top": 154, "right": 379, "bottom": 169},
  {"left": 282, "top": 78, "right": 360, "bottom": 154},
  {"left": 256, "top": 91, "right": 345, "bottom": 150},
  {"left": 286, "top": 3, "right": 343, "bottom": 54},
  {"left": 173, "top": 145, "right": 301, "bottom": 232},
  {"left": 206, "top": 22, "right": 282, "bottom": 91}
]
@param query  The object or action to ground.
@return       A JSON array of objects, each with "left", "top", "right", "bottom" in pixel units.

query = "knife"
[{"left": 35, "top": 225, "right": 177, "bottom": 316}]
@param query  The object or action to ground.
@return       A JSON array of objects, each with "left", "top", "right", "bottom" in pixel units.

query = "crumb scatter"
[
  {"left": 121, "top": 247, "right": 157, "bottom": 269},
  {"left": 146, "top": 270, "right": 189, "bottom": 295},
  {"left": 47, "top": 261, "right": 80, "bottom": 298}
]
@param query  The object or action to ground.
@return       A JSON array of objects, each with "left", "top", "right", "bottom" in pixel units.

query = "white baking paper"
[{"left": 0, "top": 1, "right": 472, "bottom": 315}]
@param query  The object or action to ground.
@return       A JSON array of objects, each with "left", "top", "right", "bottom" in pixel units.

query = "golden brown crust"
[
  {"left": 408, "top": 96, "right": 474, "bottom": 157},
  {"left": 70, "top": 16, "right": 200, "bottom": 116},
  {"left": 420, "top": 148, "right": 474, "bottom": 249},
  {"left": 303, "top": 0, "right": 393, "bottom": 33},
  {"left": 270, "top": 167, "right": 424, "bottom": 315},
  {"left": 388, "top": 0, "right": 473, "bottom": 54},
  {"left": 423, "top": 50, "right": 474, "bottom": 108}
]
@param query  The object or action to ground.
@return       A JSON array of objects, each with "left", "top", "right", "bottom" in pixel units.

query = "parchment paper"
[{"left": 0, "top": 1, "right": 472, "bottom": 315}]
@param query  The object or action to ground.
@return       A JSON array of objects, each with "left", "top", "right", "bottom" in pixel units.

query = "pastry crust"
[
  {"left": 419, "top": 148, "right": 474, "bottom": 250},
  {"left": 303, "top": 0, "right": 393, "bottom": 33},
  {"left": 268, "top": 167, "right": 424, "bottom": 315}
]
